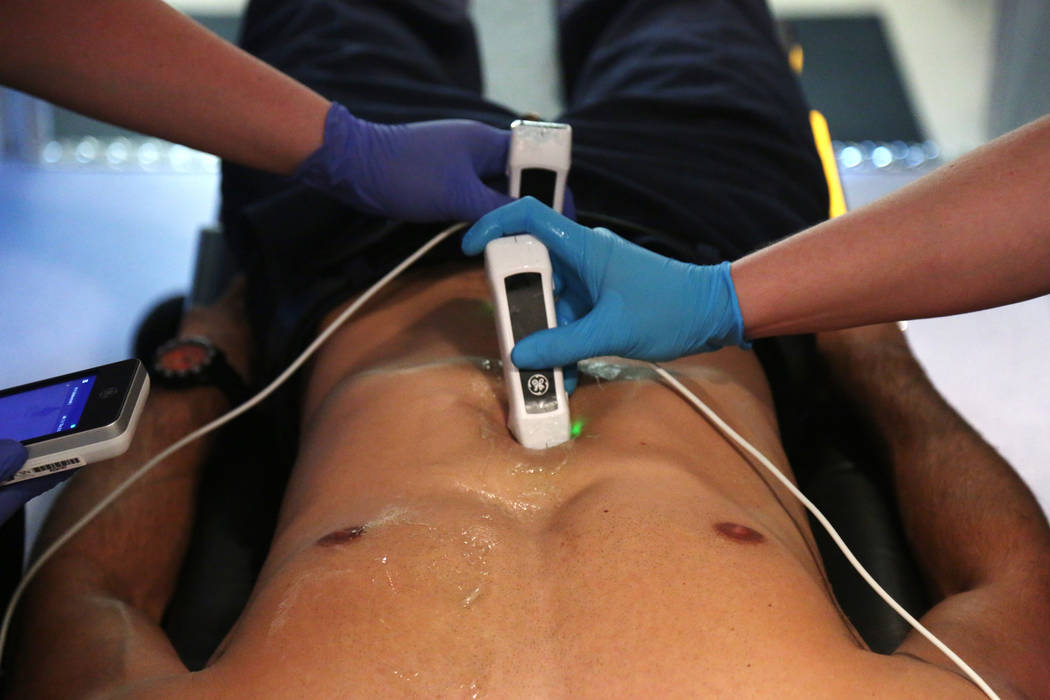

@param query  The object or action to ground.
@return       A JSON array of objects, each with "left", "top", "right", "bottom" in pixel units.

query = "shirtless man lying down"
[
  {"left": 10, "top": 0, "right": 1050, "bottom": 696},
  {"left": 11, "top": 265, "right": 1050, "bottom": 698}
]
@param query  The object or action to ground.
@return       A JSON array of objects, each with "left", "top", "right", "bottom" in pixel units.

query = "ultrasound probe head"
[
  {"left": 506, "top": 120, "right": 571, "bottom": 212},
  {"left": 483, "top": 120, "right": 573, "bottom": 449}
]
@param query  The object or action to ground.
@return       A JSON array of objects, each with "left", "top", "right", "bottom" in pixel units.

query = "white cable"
[
  {"left": 0, "top": 222, "right": 466, "bottom": 661},
  {"left": 648, "top": 363, "right": 1000, "bottom": 700}
]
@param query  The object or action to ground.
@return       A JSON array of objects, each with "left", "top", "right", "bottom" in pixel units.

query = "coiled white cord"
[
  {"left": 0, "top": 223, "right": 999, "bottom": 700},
  {"left": 649, "top": 364, "right": 999, "bottom": 700}
]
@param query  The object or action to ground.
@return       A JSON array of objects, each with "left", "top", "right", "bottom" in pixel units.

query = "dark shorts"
[{"left": 220, "top": 0, "right": 829, "bottom": 383}]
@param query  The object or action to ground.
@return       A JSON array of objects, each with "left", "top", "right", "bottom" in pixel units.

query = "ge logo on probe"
[{"left": 527, "top": 374, "right": 550, "bottom": 396}]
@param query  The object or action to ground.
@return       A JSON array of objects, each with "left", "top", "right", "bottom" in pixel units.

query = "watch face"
[{"left": 158, "top": 344, "right": 210, "bottom": 373}]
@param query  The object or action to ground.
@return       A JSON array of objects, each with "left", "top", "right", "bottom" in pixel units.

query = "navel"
[{"left": 714, "top": 521, "right": 765, "bottom": 544}]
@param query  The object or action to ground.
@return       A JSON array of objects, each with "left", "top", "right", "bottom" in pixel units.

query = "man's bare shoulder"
[
  {"left": 10, "top": 591, "right": 187, "bottom": 700},
  {"left": 893, "top": 575, "right": 1050, "bottom": 700}
]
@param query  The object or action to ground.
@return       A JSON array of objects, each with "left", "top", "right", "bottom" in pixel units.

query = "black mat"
[{"left": 785, "top": 14, "right": 924, "bottom": 143}]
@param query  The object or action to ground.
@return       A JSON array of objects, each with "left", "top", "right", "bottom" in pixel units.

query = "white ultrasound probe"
[{"left": 484, "top": 121, "right": 572, "bottom": 449}]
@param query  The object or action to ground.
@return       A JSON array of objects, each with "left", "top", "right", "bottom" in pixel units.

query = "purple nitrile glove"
[
  {"left": 0, "top": 439, "right": 74, "bottom": 525},
  {"left": 462, "top": 198, "right": 749, "bottom": 371},
  {"left": 295, "top": 103, "right": 515, "bottom": 222}
]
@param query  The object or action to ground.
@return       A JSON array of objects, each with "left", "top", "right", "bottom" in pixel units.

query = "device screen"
[
  {"left": 0, "top": 375, "right": 97, "bottom": 442},
  {"left": 519, "top": 168, "right": 558, "bottom": 209},
  {"left": 0, "top": 359, "right": 142, "bottom": 448},
  {"left": 506, "top": 272, "right": 558, "bottom": 414}
]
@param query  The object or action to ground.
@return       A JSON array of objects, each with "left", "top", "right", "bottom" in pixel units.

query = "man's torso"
[{"left": 155, "top": 266, "right": 981, "bottom": 698}]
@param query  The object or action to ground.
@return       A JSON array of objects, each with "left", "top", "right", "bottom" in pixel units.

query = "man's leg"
[
  {"left": 556, "top": 0, "right": 829, "bottom": 263},
  {"left": 239, "top": 0, "right": 507, "bottom": 123}
]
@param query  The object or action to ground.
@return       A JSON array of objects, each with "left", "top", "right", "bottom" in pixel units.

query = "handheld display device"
[
  {"left": 0, "top": 359, "right": 149, "bottom": 485},
  {"left": 484, "top": 120, "right": 572, "bottom": 449}
]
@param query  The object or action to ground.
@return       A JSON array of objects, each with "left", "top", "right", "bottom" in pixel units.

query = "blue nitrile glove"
[
  {"left": 295, "top": 103, "right": 514, "bottom": 222},
  {"left": 462, "top": 197, "right": 749, "bottom": 371},
  {"left": 0, "top": 439, "right": 74, "bottom": 525}
]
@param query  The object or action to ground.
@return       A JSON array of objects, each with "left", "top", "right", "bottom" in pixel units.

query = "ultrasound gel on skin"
[{"left": 484, "top": 121, "right": 572, "bottom": 449}]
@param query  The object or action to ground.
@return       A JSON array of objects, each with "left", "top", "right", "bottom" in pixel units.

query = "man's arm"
[
  {"left": 734, "top": 115, "right": 1050, "bottom": 338},
  {"left": 816, "top": 324, "right": 1050, "bottom": 698},
  {"left": 0, "top": 0, "right": 328, "bottom": 174},
  {"left": 9, "top": 288, "right": 250, "bottom": 699}
]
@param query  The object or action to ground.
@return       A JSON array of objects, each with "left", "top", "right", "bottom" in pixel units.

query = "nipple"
[
  {"left": 316, "top": 526, "right": 366, "bottom": 546},
  {"left": 714, "top": 522, "right": 765, "bottom": 544}
]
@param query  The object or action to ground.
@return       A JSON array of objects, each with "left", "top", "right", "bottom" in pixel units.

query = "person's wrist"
[
  {"left": 175, "top": 277, "right": 252, "bottom": 381},
  {"left": 292, "top": 102, "right": 357, "bottom": 192},
  {"left": 153, "top": 336, "right": 249, "bottom": 403},
  {"left": 150, "top": 277, "right": 253, "bottom": 409},
  {"left": 173, "top": 325, "right": 250, "bottom": 383},
  {"left": 683, "top": 261, "right": 749, "bottom": 352},
  {"left": 717, "top": 260, "right": 750, "bottom": 348}
]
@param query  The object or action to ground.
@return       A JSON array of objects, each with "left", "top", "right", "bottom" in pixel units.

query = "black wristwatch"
[{"left": 151, "top": 336, "right": 249, "bottom": 405}]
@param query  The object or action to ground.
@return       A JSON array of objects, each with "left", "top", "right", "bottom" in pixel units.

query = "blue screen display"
[{"left": 0, "top": 375, "right": 97, "bottom": 442}]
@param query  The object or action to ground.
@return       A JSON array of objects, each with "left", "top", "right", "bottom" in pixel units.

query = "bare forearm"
[
  {"left": 27, "top": 279, "right": 251, "bottom": 619},
  {"left": 734, "top": 116, "right": 1050, "bottom": 338},
  {"left": 29, "top": 387, "right": 226, "bottom": 618},
  {"left": 0, "top": 0, "right": 328, "bottom": 174},
  {"left": 11, "top": 388, "right": 221, "bottom": 695},
  {"left": 12, "top": 288, "right": 251, "bottom": 696},
  {"left": 817, "top": 325, "right": 1050, "bottom": 598}
]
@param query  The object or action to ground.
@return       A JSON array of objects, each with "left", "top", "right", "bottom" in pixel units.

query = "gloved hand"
[
  {"left": 295, "top": 103, "right": 513, "bottom": 222},
  {"left": 0, "top": 439, "right": 74, "bottom": 525},
  {"left": 462, "top": 197, "right": 749, "bottom": 370}
]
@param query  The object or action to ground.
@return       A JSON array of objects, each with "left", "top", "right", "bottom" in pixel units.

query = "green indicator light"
[
  {"left": 570, "top": 419, "right": 584, "bottom": 439},
  {"left": 480, "top": 299, "right": 494, "bottom": 315}
]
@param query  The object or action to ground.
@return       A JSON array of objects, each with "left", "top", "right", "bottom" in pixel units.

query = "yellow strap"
[
  {"left": 788, "top": 44, "right": 804, "bottom": 75},
  {"left": 809, "top": 110, "right": 847, "bottom": 219}
]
